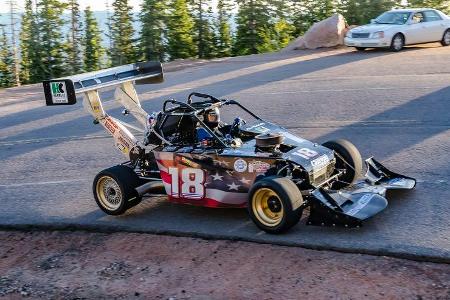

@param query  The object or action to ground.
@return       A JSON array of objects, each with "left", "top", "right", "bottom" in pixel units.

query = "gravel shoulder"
[{"left": 0, "top": 230, "right": 449, "bottom": 299}]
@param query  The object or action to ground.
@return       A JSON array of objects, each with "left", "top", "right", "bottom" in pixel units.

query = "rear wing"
[{"left": 43, "top": 61, "right": 164, "bottom": 105}]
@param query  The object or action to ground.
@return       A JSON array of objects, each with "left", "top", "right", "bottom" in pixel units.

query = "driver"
[
  {"left": 204, "top": 107, "right": 221, "bottom": 132},
  {"left": 197, "top": 107, "right": 224, "bottom": 143}
]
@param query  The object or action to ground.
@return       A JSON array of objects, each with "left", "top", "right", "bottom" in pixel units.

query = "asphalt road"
[{"left": 1, "top": 45, "right": 449, "bottom": 262}]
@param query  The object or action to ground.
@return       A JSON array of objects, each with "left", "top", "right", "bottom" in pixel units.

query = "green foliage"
[
  {"left": 110, "top": 0, "right": 138, "bottom": 66},
  {"left": 338, "top": 0, "right": 400, "bottom": 25},
  {"left": 36, "top": 0, "right": 68, "bottom": 80},
  {"left": 407, "top": 0, "right": 450, "bottom": 14},
  {"left": 65, "top": 0, "right": 83, "bottom": 74},
  {"left": 19, "top": 0, "right": 34, "bottom": 84},
  {"left": 273, "top": 19, "right": 296, "bottom": 49},
  {"left": 190, "top": 1, "right": 218, "bottom": 58},
  {"left": 291, "top": 0, "right": 337, "bottom": 36},
  {"left": 139, "top": 0, "right": 168, "bottom": 61},
  {"left": 233, "top": 0, "right": 275, "bottom": 55},
  {"left": 167, "top": 0, "right": 197, "bottom": 59},
  {"left": 83, "top": 6, "right": 104, "bottom": 72},
  {"left": 0, "top": 27, "right": 15, "bottom": 88},
  {"left": 191, "top": 1, "right": 217, "bottom": 58},
  {"left": 216, "top": 0, "right": 234, "bottom": 57}
]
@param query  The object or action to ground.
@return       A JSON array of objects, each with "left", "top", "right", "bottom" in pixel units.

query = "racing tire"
[
  {"left": 248, "top": 176, "right": 303, "bottom": 234},
  {"left": 322, "top": 139, "right": 363, "bottom": 189},
  {"left": 390, "top": 33, "right": 404, "bottom": 52},
  {"left": 441, "top": 29, "right": 450, "bottom": 46},
  {"left": 93, "top": 165, "right": 142, "bottom": 215},
  {"left": 355, "top": 47, "right": 366, "bottom": 51}
]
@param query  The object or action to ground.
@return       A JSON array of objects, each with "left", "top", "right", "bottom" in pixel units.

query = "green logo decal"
[{"left": 50, "top": 82, "right": 68, "bottom": 103}]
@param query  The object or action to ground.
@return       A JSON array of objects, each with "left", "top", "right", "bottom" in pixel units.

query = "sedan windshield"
[{"left": 374, "top": 12, "right": 411, "bottom": 25}]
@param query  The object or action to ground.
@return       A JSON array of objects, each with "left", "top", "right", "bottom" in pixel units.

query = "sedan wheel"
[
  {"left": 442, "top": 30, "right": 450, "bottom": 46},
  {"left": 390, "top": 34, "right": 404, "bottom": 52}
]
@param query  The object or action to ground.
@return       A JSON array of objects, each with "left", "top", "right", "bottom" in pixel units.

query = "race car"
[{"left": 43, "top": 62, "right": 416, "bottom": 233}]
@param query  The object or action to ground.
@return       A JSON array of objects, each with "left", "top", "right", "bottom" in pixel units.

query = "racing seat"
[{"left": 148, "top": 113, "right": 197, "bottom": 145}]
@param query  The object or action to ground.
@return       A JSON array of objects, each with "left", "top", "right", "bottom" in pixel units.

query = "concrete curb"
[{"left": 1, "top": 223, "right": 449, "bottom": 265}]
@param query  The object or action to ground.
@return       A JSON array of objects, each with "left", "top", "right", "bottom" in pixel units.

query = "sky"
[{"left": 0, "top": 0, "right": 219, "bottom": 13}]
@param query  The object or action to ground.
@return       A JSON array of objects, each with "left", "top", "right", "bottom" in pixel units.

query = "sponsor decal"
[
  {"left": 104, "top": 117, "right": 118, "bottom": 134},
  {"left": 248, "top": 161, "right": 271, "bottom": 173},
  {"left": 311, "top": 155, "right": 330, "bottom": 170},
  {"left": 50, "top": 82, "right": 68, "bottom": 104},
  {"left": 292, "top": 148, "right": 319, "bottom": 160},
  {"left": 117, "top": 135, "right": 131, "bottom": 150},
  {"left": 246, "top": 122, "right": 270, "bottom": 133},
  {"left": 234, "top": 159, "right": 248, "bottom": 173},
  {"left": 176, "top": 156, "right": 200, "bottom": 168}
]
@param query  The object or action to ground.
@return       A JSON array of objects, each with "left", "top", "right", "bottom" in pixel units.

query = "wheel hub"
[
  {"left": 394, "top": 37, "right": 403, "bottom": 50},
  {"left": 96, "top": 176, "right": 123, "bottom": 210},
  {"left": 252, "top": 188, "right": 284, "bottom": 227},
  {"left": 267, "top": 196, "right": 282, "bottom": 213}
]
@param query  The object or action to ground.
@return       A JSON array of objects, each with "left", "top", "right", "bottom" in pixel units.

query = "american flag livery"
[{"left": 154, "top": 151, "right": 274, "bottom": 208}]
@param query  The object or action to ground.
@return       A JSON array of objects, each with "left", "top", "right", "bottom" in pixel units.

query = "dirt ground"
[{"left": 0, "top": 230, "right": 449, "bottom": 300}]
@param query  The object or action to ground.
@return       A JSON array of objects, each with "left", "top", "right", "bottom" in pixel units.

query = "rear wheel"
[
  {"left": 93, "top": 165, "right": 142, "bottom": 215},
  {"left": 390, "top": 33, "right": 404, "bottom": 52},
  {"left": 441, "top": 29, "right": 450, "bottom": 46},
  {"left": 355, "top": 47, "right": 366, "bottom": 51},
  {"left": 248, "top": 176, "right": 303, "bottom": 234},
  {"left": 322, "top": 139, "right": 363, "bottom": 189}
]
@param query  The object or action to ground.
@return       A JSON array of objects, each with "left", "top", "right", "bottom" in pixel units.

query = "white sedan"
[{"left": 344, "top": 8, "right": 450, "bottom": 51}]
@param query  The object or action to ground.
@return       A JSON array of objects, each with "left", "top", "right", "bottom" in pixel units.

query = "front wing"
[{"left": 307, "top": 157, "right": 416, "bottom": 227}]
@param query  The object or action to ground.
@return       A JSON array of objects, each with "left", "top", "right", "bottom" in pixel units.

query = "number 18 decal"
[{"left": 168, "top": 167, "right": 205, "bottom": 199}]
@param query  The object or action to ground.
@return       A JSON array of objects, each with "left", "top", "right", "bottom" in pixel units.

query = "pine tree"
[
  {"left": 19, "top": 0, "right": 34, "bottom": 83},
  {"left": 167, "top": 0, "right": 197, "bottom": 59},
  {"left": 216, "top": 0, "right": 233, "bottom": 57},
  {"left": 0, "top": 26, "right": 15, "bottom": 88},
  {"left": 110, "top": 0, "right": 137, "bottom": 66},
  {"left": 65, "top": 0, "right": 83, "bottom": 74},
  {"left": 7, "top": 0, "right": 21, "bottom": 86},
  {"left": 139, "top": 0, "right": 167, "bottom": 61},
  {"left": 190, "top": 0, "right": 217, "bottom": 58},
  {"left": 36, "top": 0, "right": 67, "bottom": 80},
  {"left": 83, "top": 6, "right": 104, "bottom": 71},
  {"left": 233, "top": 0, "right": 275, "bottom": 55}
]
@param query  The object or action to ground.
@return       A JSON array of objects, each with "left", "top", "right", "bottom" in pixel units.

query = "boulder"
[
  {"left": 282, "top": 14, "right": 349, "bottom": 51},
  {"left": 303, "top": 14, "right": 347, "bottom": 49}
]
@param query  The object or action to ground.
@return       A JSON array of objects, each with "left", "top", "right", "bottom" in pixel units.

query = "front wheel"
[
  {"left": 93, "top": 165, "right": 142, "bottom": 215},
  {"left": 248, "top": 176, "right": 303, "bottom": 234},
  {"left": 390, "top": 34, "right": 404, "bottom": 52},
  {"left": 441, "top": 29, "right": 450, "bottom": 46},
  {"left": 322, "top": 139, "right": 363, "bottom": 189}
]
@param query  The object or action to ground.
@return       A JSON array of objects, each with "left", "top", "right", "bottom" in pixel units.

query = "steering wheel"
[{"left": 187, "top": 92, "right": 221, "bottom": 104}]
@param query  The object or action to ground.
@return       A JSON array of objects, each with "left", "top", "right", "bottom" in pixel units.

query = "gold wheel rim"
[
  {"left": 252, "top": 188, "right": 284, "bottom": 227},
  {"left": 96, "top": 176, "right": 123, "bottom": 211}
]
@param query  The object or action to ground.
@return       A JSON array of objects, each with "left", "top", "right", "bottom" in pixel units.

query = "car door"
[
  {"left": 422, "top": 10, "right": 446, "bottom": 41},
  {"left": 405, "top": 12, "right": 428, "bottom": 44}
]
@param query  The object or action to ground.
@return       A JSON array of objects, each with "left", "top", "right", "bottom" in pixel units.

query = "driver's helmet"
[{"left": 204, "top": 107, "right": 220, "bottom": 129}]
